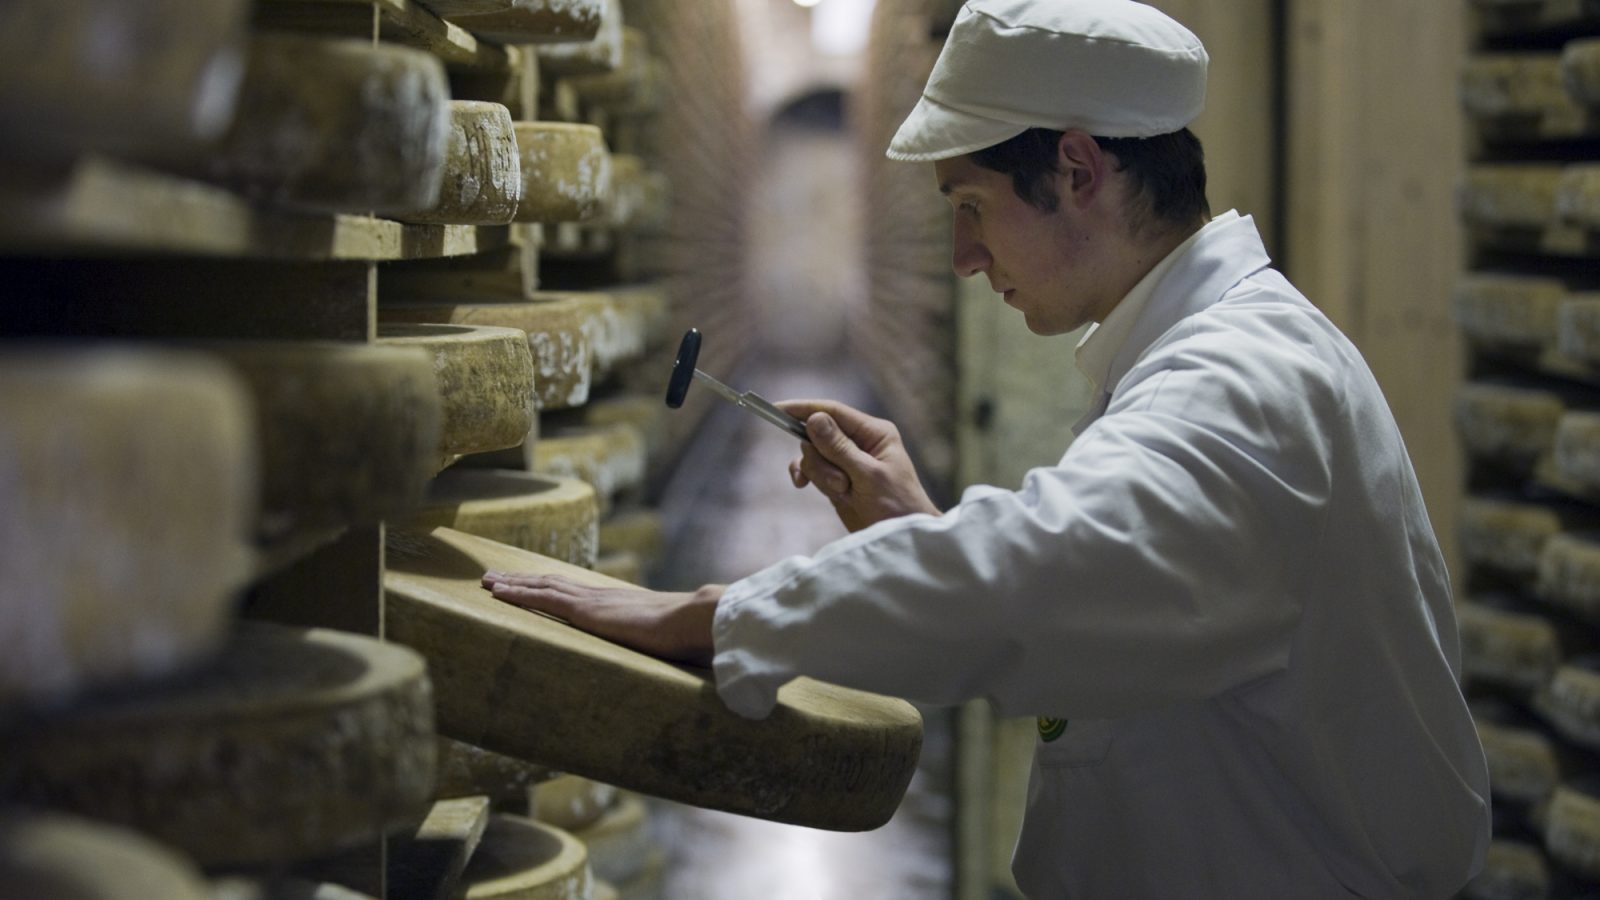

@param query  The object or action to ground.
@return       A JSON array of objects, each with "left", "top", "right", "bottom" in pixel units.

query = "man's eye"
[{"left": 959, "top": 201, "right": 980, "bottom": 217}]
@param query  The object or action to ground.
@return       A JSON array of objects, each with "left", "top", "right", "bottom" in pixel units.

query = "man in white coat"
[{"left": 483, "top": 0, "right": 1491, "bottom": 895}]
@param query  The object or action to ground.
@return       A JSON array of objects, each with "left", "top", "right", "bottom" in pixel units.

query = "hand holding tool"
[{"left": 664, "top": 328, "right": 809, "bottom": 441}]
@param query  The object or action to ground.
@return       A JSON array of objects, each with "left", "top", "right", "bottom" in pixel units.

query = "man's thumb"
[{"left": 810, "top": 413, "right": 865, "bottom": 468}]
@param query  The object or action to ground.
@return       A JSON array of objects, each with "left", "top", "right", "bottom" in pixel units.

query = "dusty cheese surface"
[
  {"left": 1556, "top": 411, "right": 1600, "bottom": 489},
  {"left": 1455, "top": 381, "right": 1566, "bottom": 472},
  {"left": 0, "top": 813, "right": 211, "bottom": 900},
  {"left": 1460, "top": 496, "right": 1563, "bottom": 576},
  {"left": 0, "top": 0, "right": 248, "bottom": 159},
  {"left": 206, "top": 342, "right": 442, "bottom": 537},
  {"left": 0, "top": 349, "right": 254, "bottom": 708},
  {"left": 1540, "top": 532, "right": 1600, "bottom": 622},
  {"left": 1536, "top": 663, "right": 1600, "bottom": 750},
  {"left": 399, "top": 101, "right": 523, "bottom": 226},
  {"left": 1457, "top": 599, "right": 1560, "bottom": 692},
  {"left": 0, "top": 623, "right": 436, "bottom": 868},
  {"left": 1461, "top": 164, "right": 1565, "bottom": 228},
  {"left": 383, "top": 527, "right": 924, "bottom": 831},
  {"left": 1474, "top": 717, "right": 1559, "bottom": 805},
  {"left": 445, "top": 0, "right": 603, "bottom": 45},
  {"left": 1455, "top": 273, "right": 1565, "bottom": 350},
  {"left": 382, "top": 298, "right": 595, "bottom": 410},
  {"left": 379, "top": 323, "right": 535, "bottom": 462},
  {"left": 531, "top": 775, "right": 616, "bottom": 831},
  {"left": 1558, "top": 297, "right": 1600, "bottom": 362},
  {"left": 536, "top": 0, "right": 623, "bottom": 75},
  {"left": 199, "top": 34, "right": 450, "bottom": 214},
  {"left": 1557, "top": 166, "right": 1600, "bottom": 228},
  {"left": 1545, "top": 784, "right": 1600, "bottom": 879},
  {"left": 1564, "top": 39, "right": 1600, "bottom": 105},
  {"left": 395, "top": 469, "right": 599, "bottom": 568},
  {"left": 531, "top": 423, "right": 644, "bottom": 515},
  {"left": 461, "top": 814, "right": 590, "bottom": 900},
  {"left": 513, "top": 123, "right": 611, "bottom": 224}
]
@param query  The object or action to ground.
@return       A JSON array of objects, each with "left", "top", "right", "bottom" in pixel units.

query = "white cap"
[{"left": 887, "top": 0, "right": 1208, "bottom": 162}]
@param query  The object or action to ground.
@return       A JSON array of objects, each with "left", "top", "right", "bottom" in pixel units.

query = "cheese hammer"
[{"left": 665, "top": 328, "right": 809, "bottom": 441}]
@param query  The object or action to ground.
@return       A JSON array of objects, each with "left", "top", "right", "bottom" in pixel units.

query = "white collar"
[{"left": 1075, "top": 210, "right": 1241, "bottom": 393}]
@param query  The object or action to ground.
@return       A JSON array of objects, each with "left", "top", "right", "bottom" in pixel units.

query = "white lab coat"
[{"left": 712, "top": 213, "right": 1490, "bottom": 898}]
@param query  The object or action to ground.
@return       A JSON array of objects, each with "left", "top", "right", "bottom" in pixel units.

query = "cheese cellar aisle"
[{"left": 0, "top": 1, "right": 930, "bottom": 899}]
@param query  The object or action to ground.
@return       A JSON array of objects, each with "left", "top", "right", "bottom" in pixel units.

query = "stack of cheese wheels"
[
  {"left": 566, "top": 28, "right": 649, "bottom": 107},
  {"left": 0, "top": 0, "right": 249, "bottom": 161},
  {"left": 458, "top": 814, "right": 591, "bottom": 900},
  {"left": 1458, "top": 596, "right": 1563, "bottom": 694},
  {"left": 392, "top": 469, "right": 600, "bottom": 568},
  {"left": 1462, "top": 840, "right": 1549, "bottom": 900},
  {"left": 536, "top": 0, "right": 624, "bottom": 75},
  {"left": 580, "top": 394, "right": 666, "bottom": 459},
  {"left": 202, "top": 341, "right": 442, "bottom": 539},
  {"left": 532, "top": 775, "right": 617, "bottom": 832},
  {"left": 0, "top": 347, "right": 255, "bottom": 708},
  {"left": 1538, "top": 531, "right": 1600, "bottom": 621},
  {"left": 1455, "top": 381, "right": 1569, "bottom": 477},
  {"left": 1536, "top": 657, "right": 1600, "bottom": 749},
  {"left": 570, "top": 794, "right": 651, "bottom": 886},
  {"left": 1554, "top": 411, "right": 1600, "bottom": 492},
  {"left": 0, "top": 623, "right": 437, "bottom": 868},
  {"left": 395, "top": 101, "right": 523, "bottom": 226},
  {"left": 385, "top": 527, "right": 924, "bottom": 830},
  {"left": 1459, "top": 495, "right": 1571, "bottom": 582},
  {"left": 431, "top": 0, "right": 603, "bottom": 44},
  {"left": 1460, "top": 164, "right": 1565, "bottom": 231},
  {"left": 435, "top": 737, "right": 555, "bottom": 807},
  {"left": 1454, "top": 273, "right": 1566, "bottom": 354},
  {"left": 513, "top": 123, "right": 611, "bottom": 223},
  {"left": 532, "top": 423, "right": 645, "bottom": 515},
  {"left": 0, "top": 813, "right": 211, "bottom": 900},
  {"left": 376, "top": 324, "right": 535, "bottom": 470},
  {"left": 382, "top": 293, "right": 600, "bottom": 411},
  {"left": 571, "top": 292, "right": 647, "bottom": 380},
  {"left": 185, "top": 34, "right": 450, "bottom": 214}
]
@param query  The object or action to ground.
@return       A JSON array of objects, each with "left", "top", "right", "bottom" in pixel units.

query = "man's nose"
[{"left": 950, "top": 218, "right": 991, "bottom": 278}]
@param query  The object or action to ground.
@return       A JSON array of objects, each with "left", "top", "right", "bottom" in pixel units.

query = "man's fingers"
[
  {"left": 799, "top": 442, "right": 850, "bottom": 495},
  {"left": 488, "top": 582, "right": 575, "bottom": 619},
  {"left": 789, "top": 458, "right": 810, "bottom": 488}
]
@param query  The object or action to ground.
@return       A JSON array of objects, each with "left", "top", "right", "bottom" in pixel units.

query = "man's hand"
[
  {"left": 778, "top": 399, "right": 940, "bottom": 533},
  {"left": 481, "top": 572, "right": 722, "bottom": 667}
]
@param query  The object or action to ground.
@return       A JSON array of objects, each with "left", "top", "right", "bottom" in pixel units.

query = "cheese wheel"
[
  {"left": 572, "top": 795, "right": 650, "bottom": 885},
  {"left": 580, "top": 396, "right": 665, "bottom": 459},
  {"left": 460, "top": 815, "right": 590, "bottom": 900},
  {"left": 567, "top": 292, "right": 645, "bottom": 378},
  {"left": 0, "top": 348, "right": 255, "bottom": 708},
  {"left": 1460, "top": 496, "right": 1565, "bottom": 578},
  {"left": 566, "top": 29, "right": 648, "bottom": 106},
  {"left": 1556, "top": 165, "right": 1600, "bottom": 229},
  {"left": 1554, "top": 411, "right": 1600, "bottom": 491},
  {"left": 1460, "top": 164, "right": 1565, "bottom": 229},
  {"left": 1563, "top": 39, "right": 1600, "bottom": 106},
  {"left": 0, "top": 813, "right": 210, "bottom": 900},
  {"left": 194, "top": 34, "right": 450, "bottom": 214},
  {"left": 537, "top": 0, "right": 624, "bottom": 76},
  {"left": 531, "top": 423, "right": 645, "bottom": 513},
  {"left": 1462, "top": 840, "right": 1549, "bottom": 900},
  {"left": 599, "top": 509, "right": 664, "bottom": 564},
  {"left": 435, "top": 737, "right": 556, "bottom": 806},
  {"left": 0, "top": 623, "right": 436, "bottom": 868},
  {"left": 0, "top": 0, "right": 248, "bottom": 161},
  {"left": 205, "top": 342, "right": 442, "bottom": 537},
  {"left": 1454, "top": 273, "right": 1565, "bottom": 351},
  {"left": 1455, "top": 382, "right": 1565, "bottom": 474},
  {"left": 531, "top": 775, "right": 617, "bottom": 831},
  {"left": 609, "top": 285, "right": 670, "bottom": 349},
  {"left": 592, "top": 881, "right": 620, "bottom": 900},
  {"left": 397, "top": 102, "right": 523, "bottom": 226},
  {"left": 1544, "top": 781, "right": 1600, "bottom": 879},
  {"left": 377, "top": 324, "right": 536, "bottom": 464},
  {"left": 1458, "top": 597, "right": 1562, "bottom": 692},
  {"left": 1559, "top": 297, "right": 1600, "bottom": 363},
  {"left": 1535, "top": 659, "right": 1600, "bottom": 750},
  {"left": 446, "top": 0, "right": 603, "bottom": 45},
  {"left": 384, "top": 527, "right": 925, "bottom": 831},
  {"left": 1462, "top": 53, "right": 1587, "bottom": 139},
  {"left": 393, "top": 469, "right": 599, "bottom": 568},
  {"left": 388, "top": 796, "right": 492, "bottom": 900},
  {"left": 1538, "top": 532, "right": 1600, "bottom": 621},
  {"left": 513, "top": 123, "right": 611, "bottom": 223},
  {"left": 382, "top": 297, "right": 596, "bottom": 410},
  {"left": 211, "top": 878, "right": 375, "bottom": 900},
  {"left": 1475, "top": 713, "right": 1561, "bottom": 806}
]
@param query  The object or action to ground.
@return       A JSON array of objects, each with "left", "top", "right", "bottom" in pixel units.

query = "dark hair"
[{"left": 970, "top": 127, "right": 1210, "bottom": 235}]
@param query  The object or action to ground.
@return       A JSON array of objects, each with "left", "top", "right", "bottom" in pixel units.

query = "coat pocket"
[{"left": 1036, "top": 718, "right": 1115, "bottom": 768}]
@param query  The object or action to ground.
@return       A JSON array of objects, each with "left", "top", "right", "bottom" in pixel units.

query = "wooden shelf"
[
  {"left": 254, "top": 0, "right": 515, "bottom": 72},
  {"left": 0, "top": 156, "right": 509, "bottom": 261}
]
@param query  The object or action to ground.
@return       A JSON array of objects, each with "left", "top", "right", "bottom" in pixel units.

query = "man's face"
[{"left": 933, "top": 154, "right": 1118, "bottom": 336}]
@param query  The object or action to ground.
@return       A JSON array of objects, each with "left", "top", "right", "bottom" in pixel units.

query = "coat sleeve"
[{"left": 712, "top": 324, "right": 1340, "bottom": 720}]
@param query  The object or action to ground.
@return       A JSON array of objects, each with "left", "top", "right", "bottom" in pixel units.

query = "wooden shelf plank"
[
  {"left": 0, "top": 157, "right": 509, "bottom": 261},
  {"left": 254, "top": 0, "right": 514, "bottom": 72}
]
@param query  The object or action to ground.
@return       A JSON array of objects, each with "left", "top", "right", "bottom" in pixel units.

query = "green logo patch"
[{"left": 1037, "top": 717, "right": 1068, "bottom": 742}]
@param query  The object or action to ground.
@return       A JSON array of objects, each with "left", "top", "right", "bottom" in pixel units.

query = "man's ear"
[{"left": 1055, "top": 130, "right": 1107, "bottom": 208}]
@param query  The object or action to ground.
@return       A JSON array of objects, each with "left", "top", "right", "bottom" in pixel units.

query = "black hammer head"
[{"left": 665, "top": 328, "right": 701, "bottom": 408}]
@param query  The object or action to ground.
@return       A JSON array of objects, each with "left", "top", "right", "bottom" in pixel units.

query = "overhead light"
[{"left": 794, "top": 0, "right": 823, "bottom": 7}]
